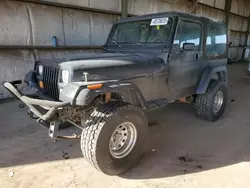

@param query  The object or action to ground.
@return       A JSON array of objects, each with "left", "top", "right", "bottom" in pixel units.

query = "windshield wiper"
[{"left": 109, "top": 40, "right": 144, "bottom": 45}]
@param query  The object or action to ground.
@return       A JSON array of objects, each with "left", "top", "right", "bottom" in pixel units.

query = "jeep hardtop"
[{"left": 3, "top": 11, "right": 228, "bottom": 175}]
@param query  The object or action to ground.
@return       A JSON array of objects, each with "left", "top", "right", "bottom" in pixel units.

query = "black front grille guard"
[
  {"left": 3, "top": 82, "right": 69, "bottom": 122},
  {"left": 43, "top": 66, "right": 60, "bottom": 99}
]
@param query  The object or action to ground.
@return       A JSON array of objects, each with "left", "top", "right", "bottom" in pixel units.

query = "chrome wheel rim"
[
  {"left": 109, "top": 122, "right": 137, "bottom": 159},
  {"left": 213, "top": 90, "right": 224, "bottom": 113}
]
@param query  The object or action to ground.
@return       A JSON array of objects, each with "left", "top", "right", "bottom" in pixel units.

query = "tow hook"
[
  {"left": 49, "top": 121, "right": 59, "bottom": 138},
  {"left": 28, "top": 110, "right": 38, "bottom": 119},
  {"left": 37, "top": 119, "right": 81, "bottom": 139},
  {"left": 49, "top": 121, "right": 81, "bottom": 139},
  {"left": 37, "top": 118, "right": 50, "bottom": 128},
  {"left": 19, "top": 103, "right": 26, "bottom": 108}
]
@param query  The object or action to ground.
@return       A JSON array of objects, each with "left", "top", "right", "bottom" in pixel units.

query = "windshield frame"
[{"left": 105, "top": 16, "right": 175, "bottom": 48}]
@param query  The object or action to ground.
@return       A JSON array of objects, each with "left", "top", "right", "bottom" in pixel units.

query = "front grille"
[{"left": 43, "top": 66, "right": 59, "bottom": 100}]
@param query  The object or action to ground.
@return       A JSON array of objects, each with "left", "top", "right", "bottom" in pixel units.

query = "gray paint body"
[{"left": 32, "top": 11, "right": 228, "bottom": 109}]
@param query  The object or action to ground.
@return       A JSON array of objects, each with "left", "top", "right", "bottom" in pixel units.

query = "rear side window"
[
  {"left": 173, "top": 20, "right": 202, "bottom": 50},
  {"left": 206, "top": 23, "right": 227, "bottom": 56}
]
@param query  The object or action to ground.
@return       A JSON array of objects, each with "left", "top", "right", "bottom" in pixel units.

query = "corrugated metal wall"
[
  {"left": 0, "top": 1, "right": 119, "bottom": 46},
  {"left": 44, "top": 0, "right": 121, "bottom": 12},
  {"left": 0, "top": 0, "right": 249, "bottom": 99},
  {"left": 0, "top": 0, "right": 120, "bottom": 99}
]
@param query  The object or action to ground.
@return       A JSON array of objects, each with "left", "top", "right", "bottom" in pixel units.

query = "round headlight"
[
  {"left": 61, "top": 70, "right": 70, "bottom": 84},
  {"left": 38, "top": 65, "right": 43, "bottom": 75}
]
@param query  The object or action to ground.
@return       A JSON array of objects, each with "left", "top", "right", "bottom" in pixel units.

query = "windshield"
[{"left": 108, "top": 17, "right": 173, "bottom": 44}]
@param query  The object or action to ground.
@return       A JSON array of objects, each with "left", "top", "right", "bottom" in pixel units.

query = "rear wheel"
[
  {"left": 80, "top": 102, "right": 148, "bottom": 175},
  {"left": 195, "top": 80, "right": 227, "bottom": 122}
]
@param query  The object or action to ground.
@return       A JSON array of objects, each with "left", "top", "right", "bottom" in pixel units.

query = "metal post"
[
  {"left": 121, "top": 0, "right": 128, "bottom": 19},
  {"left": 242, "top": 14, "right": 250, "bottom": 59},
  {"left": 224, "top": 0, "right": 232, "bottom": 29},
  {"left": 224, "top": 0, "right": 232, "bottom": 61}
]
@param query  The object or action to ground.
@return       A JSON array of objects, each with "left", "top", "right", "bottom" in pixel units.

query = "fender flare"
[
  {"left": 73, "top": 82, "right": 147, "bottom": 108},
  {"left": 196, "top": 66, "right": 227, "bottom": 94}
]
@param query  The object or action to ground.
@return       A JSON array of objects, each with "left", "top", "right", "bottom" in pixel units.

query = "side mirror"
[{"left": 183, "top": 43, "right": 196, "bottom": 51}]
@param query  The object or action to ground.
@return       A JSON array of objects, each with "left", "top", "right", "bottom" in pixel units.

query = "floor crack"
[{"left": 65, "top": 162, "right": 76, "bottom": 188}]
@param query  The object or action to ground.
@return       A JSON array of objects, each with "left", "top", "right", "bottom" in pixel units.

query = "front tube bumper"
[{"left": 3, "top": 82, "right": 69, "bottom": 121}]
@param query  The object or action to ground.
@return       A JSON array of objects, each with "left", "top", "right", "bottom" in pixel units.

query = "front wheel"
[
  {"left": 195, "top": 80, "right": 228, "bottom": 122},
  {"left": 80, "top": 102, "right": 148, "bottom": 175}
]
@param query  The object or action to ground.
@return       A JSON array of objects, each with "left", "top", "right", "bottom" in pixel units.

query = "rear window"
[{"left": 206, "top": 22, "right": 227, "bottom": 56}]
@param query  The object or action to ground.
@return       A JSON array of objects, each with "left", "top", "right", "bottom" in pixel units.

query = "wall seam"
[
  {"left": 61, "top": 8, "right": 66, "bottom": 46},
  {"left": 89, "top": 12, "right": 93, "bottom": 46},
  {"left": 24, "top": 2, "right": 36, "bottom": 61},
  {"left": 24, "top": 2, "right": 33, "bottom": 46}
]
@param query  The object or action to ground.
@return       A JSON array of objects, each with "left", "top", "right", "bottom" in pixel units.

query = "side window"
[
  {"left": 206, "top": 23, "right": 227, "bottom": 56},
  {"left": 173, "top": 20, "right": 202, "bottom": 50}
]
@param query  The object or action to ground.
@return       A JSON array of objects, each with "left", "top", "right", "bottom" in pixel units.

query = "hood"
[
  {"left": 58, "top": 52, "right": 165, "bottom": 82},
  {"left": 59, "top": 52, "right": 156, "bottom": 69}
]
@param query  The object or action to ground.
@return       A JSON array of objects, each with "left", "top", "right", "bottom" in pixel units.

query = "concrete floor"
[{"left": 1, "top": 63, "right": 250, "bottom": 188}]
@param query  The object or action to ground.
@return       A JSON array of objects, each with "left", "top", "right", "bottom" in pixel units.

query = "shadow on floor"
[
  {"left": 1, "top": 101, "right": 250, "bottom": 180},
  {"left": 121, "top": 103, "right": 250, "bottom": 179}
]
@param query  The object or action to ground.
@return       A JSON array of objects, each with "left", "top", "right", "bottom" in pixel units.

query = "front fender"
[
  {"left": 196, "top": 66, "right": 227, "bottom": 94},
  {"left": 59, "top": 82, "right": 146, "bottom": 108}
]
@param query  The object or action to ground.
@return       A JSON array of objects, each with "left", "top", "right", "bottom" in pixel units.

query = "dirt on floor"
[{"left": 1, "top": 62, "right": 250, "bottom": 188}]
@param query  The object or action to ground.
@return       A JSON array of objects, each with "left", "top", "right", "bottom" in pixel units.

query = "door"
[{"left": 168, "top": 19, "right": 203, "bottom": 91}]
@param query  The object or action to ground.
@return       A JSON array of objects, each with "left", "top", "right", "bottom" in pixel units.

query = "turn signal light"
[
  {"left": 87, "top": 83, "right": 103, "bottom": 90},
  {"left": 39, "top": 81, "right": 44, "bottom": 88}
]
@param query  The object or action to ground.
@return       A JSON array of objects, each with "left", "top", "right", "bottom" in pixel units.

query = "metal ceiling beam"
[{"left": 11, "top": 0, "right": 135, "bottom": 17}]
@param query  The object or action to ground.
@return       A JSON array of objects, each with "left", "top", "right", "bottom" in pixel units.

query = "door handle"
[{"left": 195, "top": 53, "right": 200, "bottom": 60}]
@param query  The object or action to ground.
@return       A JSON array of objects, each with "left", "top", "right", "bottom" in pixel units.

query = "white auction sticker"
[{"left": 150, "top": 17, "right": 169, "bottom": 26}]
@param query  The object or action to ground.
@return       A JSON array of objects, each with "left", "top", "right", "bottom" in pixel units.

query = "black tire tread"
[
  {"left": 80, "top": 102, "right": 143, "bottom": 173},
  {"left": 195, "top": 80, "right": 226, "bottom": 121}
]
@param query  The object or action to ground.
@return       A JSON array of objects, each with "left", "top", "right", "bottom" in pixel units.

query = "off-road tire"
[
  {"left": 195, "top": 80, "right": 227, "bottom": 122},
  {"left": 80, "top": 102, "right": 148, "bottom": 175}
]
